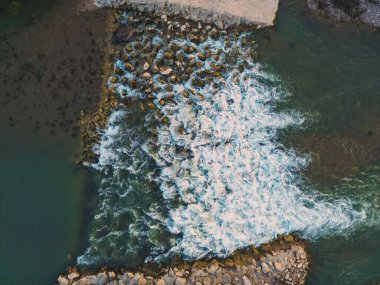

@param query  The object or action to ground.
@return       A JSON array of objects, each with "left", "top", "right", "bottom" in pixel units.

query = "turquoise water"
[
  {"left": 0, "top": 132, "right": 85, "bottom": 285},
  {"left": 256, "top": 0, "right": 380, "bottom": 284}
]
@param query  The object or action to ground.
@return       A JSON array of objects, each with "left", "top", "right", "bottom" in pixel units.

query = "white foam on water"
[
  {"left": 148, "top": 38, "right": 366, "bottom": 259},
  {"left": 77, "top": 106, "right": 175, "bottom": 265},
  {"left": 79, "top": 24, "right": 373, "bottom": 264}
]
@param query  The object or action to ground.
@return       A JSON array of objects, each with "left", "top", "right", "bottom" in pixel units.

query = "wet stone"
[
  {"left": 143, "top": 62, "right": 150, "bottom": 70},
  {"left": 160, "top": 66, "right": 173, "bottom": 75},
  {"left": 175, "top": 277, "right": 187, "bottom": 285},
  {"left": 203, "top": 276, "right": 212, "bottom": 285},
  {"left": 241, "top": 276, "right": 252, "bottom": 285},
  {"left": 125, "top": 62, "right": 135, "bottom": 71},
  {"left": 142, "top": 72, "right": 152, "bottom": 79},
  {"left": 261, "top": 263, "right": 270, "bottom": 274},
  {"left": 58, "top": 276, "right": 69, "bottom": 285}
]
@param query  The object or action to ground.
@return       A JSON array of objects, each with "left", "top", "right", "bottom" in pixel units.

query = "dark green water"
[
  {"left": 0, "top": 132, "right": 85, "bottom": 285},
  {"left": 0, "top": 0, "right": 58, "bottom": 32},
  {"left": 0, "top": 1, "right": 90, "bottom": 284},
  {"left": 256, "top": 1, "right": 380, "bottom": 284}
]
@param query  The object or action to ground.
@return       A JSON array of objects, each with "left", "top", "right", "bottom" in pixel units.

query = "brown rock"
[
  {"left": 121, "top": 77, "right": 128, "bottom": 85},
  {"left": 274, "top": 261, "right": 284, "bottom": 271},
  {"left": 58, "top": 276, "right": 69, "bottom": 285},
  {"left": 110, "top": 77, "right": 118, "bottom": 83},
  {"left": 160, "top": 66, "right": 173, "bottom": 76},
  {"left": 224, "top": 259, "right": 234, "bottom": 267},
  {"left": 261, "top": 263, "right": 270, "bottom": 274},
  {"left": 142, "top": 72, "right": 152, "bottom": 79},
  {"left": 137, "top": 277, "right": 147, "bottom": 285},
  {"left": 115, "top": 68, "right": 124, "bottom": 75},
  {"left": 125, "top": 62, "right": 135, "bottom": 72},
  {"left": 242, "top": 276, "right": 252, "bottom": 285},
  {"left": 67, "top": 272, "right": 80, "bottom": 280},
  {"left": 152, "top": 64, "right": 159, "bottom": 73},
  {"left": 203, "top": 276, "right": 212, "bottom": 285},
  {"left": 283, "top": 235, "right": 294, "bottom": 242},
  {"left": 175, "top": 277, "right": 186, "bottom": 285},
  {"left": 143, "top": 62, "right": 150, "bottom": 70}
]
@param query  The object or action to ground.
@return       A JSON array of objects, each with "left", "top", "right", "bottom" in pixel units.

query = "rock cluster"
[
  {"left": 57, "top": 236, "right": 309, "bottom": 285},
  {"left": 93, "top": 0, "right": 278, "bottom": 29},
  {"left": 73, "top": 8, "right": 310, "bottom": 285},
  {"left": 79, "top": 7, "right": 256, "bottom": 166}
]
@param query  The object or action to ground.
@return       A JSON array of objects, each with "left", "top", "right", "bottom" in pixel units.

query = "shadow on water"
[
  {"left": 255, "top": 0, "right": 380, "bottom": 284},
  {"left": 0, "top": 0, "right": 109, "bottom": 284}
]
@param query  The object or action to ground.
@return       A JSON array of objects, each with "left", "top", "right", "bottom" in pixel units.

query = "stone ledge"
[{"left": 93, "top": 0, "right": 279, "bottom": 28}]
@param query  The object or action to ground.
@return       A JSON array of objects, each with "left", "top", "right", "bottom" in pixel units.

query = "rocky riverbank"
[
  {"left": 57, "top": 236, "right": 310, "bottom": 285},
  {"left": 307, "top": 0, "right": 380, "bottom": 28}
]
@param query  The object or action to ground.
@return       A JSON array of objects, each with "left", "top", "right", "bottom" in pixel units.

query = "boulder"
[
  {"left": 96, "top": 272, "right": 108, "bottom": 285},
  {"left": 142, "top": 72, "right": 152, "bottom": 79},
  {"left": 274, "top": 261, "right": 285, "bottom": 271},
  {"left": 58, "top": 275, "right": 69, "bottom": 285},
  {"left": 68, "top": 272, "right": 80, "bottom": 280},
  {"left": 175, "top": 277, "right": 187, "bottom": 285},
  {"left": 261, "top": 263, "right": 270, "bottom": 274},
  {"left": 143, "top": 62, "right": 150, "bottom": 70},
  {"left": 203, "top": 276, "right": 212, "bottom": 285},
  {"left": 241, "top": 276, "right": 252, "bottom": 285},
  {"left": 159, "top": 66, "right": 173, "bottom": 75}
]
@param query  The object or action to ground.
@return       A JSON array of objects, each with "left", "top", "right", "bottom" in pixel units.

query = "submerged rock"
[{"left": 114, "top": 24, "right": 134, "bottom": 43}]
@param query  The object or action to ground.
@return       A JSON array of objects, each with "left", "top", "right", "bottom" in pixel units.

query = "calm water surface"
[
  {"left": 0, "top": 1, "right": 90, "bottom": 284},
  {"left": 0, "top": 131, "right": 85, "bottom": 285}
]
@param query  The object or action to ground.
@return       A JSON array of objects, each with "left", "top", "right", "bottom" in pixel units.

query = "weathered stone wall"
[
  {"left": 57, "top": 237, "right": 309, "bottom": 285},
  {"left": 93, "top": 0, "right": 279, "bottom": 28}
]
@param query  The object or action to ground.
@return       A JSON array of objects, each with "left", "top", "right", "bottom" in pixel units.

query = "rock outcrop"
[{"left": 307, "top": 0, "right": 380, "bottom": 28}]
